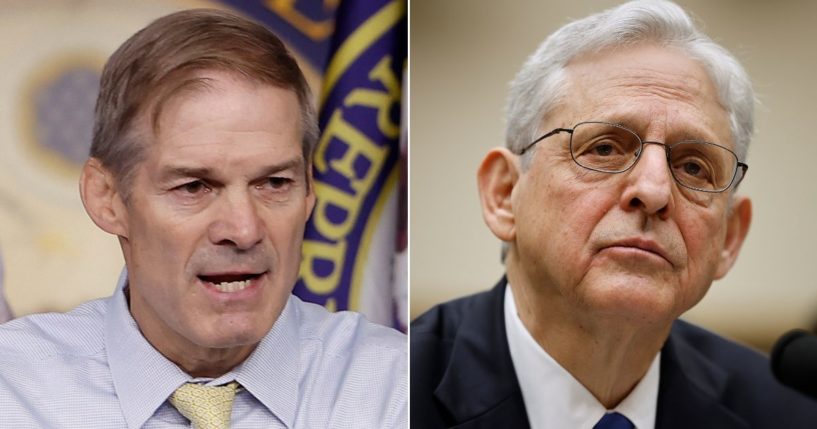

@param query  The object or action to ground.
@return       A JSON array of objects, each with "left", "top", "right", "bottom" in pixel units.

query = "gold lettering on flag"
[
  {"left": 300, "top": 54, "right": 401, "bottom": 302},
  {"left": 265, "top": 0, "right": 339, "bottom": 41}
]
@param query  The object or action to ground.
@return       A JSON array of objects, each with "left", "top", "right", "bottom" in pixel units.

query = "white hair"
[
  {"left": 500, "top": 0, "right": 755, "bottom": 263},
  {"left": 506, "top": 0, "right": 755, "bottom": 165}
]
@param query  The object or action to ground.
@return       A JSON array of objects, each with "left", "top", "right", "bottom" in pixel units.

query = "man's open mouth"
[{"left": 197, "top": 272, "right": 266, "bottom": 293}]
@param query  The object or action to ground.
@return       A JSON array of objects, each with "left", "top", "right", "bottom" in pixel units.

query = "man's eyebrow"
[
  {"left": 257, "top": 157, "right": 305, "bottom": 177},
  {"left": 596, "top": 114, "right": 721, "bottom": 143},
  {"left": 159, "top": 166, "right": 214, "bottom": 181},
  {"left": 158, "top": 157, "right": 306, "bottom": 182}
]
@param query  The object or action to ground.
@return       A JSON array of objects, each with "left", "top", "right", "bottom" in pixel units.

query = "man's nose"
[
  {"left": 619, "top": 143, "right": 674, "bottom": 218},
  {"left": 208, "top": 190, "right": 264, "bottom": 250}
]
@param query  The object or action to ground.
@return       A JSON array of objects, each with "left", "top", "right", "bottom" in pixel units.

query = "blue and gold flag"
[
  {"left": 294, "top": 0, "right": 407, "bottom": 329},
  {"left": 217, "top": 0, "right": 336, "bottom": 70}
]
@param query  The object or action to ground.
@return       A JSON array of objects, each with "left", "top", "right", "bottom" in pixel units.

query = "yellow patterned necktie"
[{"left": 169, "top": 381, "right": 239, "bottom": 429}]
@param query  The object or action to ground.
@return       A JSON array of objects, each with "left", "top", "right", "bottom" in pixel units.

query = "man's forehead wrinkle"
[
  {"left": 587, "top": 65, "right": 711, "bottom": 104},
  {"left": 159, "top": 131, "right": 283, "bottom": 152},
  {"left": 571, "top": 57, "right": 716, "bottom": 105},
  {"left": 617, "top": 78, "right": 695, "bottom": 103},
  {"left": 157, "top": 120, "right": 275, "bottom": 146}
]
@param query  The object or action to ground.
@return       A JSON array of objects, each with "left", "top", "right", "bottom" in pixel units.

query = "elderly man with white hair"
[{"left": 411, "top": 1, "right": 817, "bottom": 428}]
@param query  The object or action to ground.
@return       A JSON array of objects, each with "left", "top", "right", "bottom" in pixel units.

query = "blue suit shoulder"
[
  {"left": 664, "top": 319, "right": 817, "bottom": 427},
  {"left": 411, "top": 287, "right": 498, "bottom": 376},
  {"left": 410, "top": 286, "right": 522, "bottom": 428},
  {"left": 412, "top": 288, "right": 491, "bottom": 340}
]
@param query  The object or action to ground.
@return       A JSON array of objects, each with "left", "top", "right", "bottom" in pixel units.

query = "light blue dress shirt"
[{"left": 0, "top": 274, "right": 407, "bottom": 428}]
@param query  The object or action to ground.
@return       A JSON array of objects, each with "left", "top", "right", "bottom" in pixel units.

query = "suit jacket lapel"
[
  {"left": 434, "top": 278, "right": 530, "bottom": 427},
  {"left": 431, "top": 279, "right": 755, "bottom": 428},
  {"left": 656, "top": 324, "right": 748, "bottom": 429}
]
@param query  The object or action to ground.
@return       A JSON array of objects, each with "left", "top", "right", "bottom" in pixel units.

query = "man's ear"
[
  {"left": 477, "top": 147, "right": 521, "bottom": 242},
  {"left": 715, "top": 195, "right": 752, "bottom": 279},
  {"left": 79, "top": 158, "right": 129, "bottom": 238}
]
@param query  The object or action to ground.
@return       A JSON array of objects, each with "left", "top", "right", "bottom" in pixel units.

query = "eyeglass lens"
[{"left": 569, "top": 122, "right": 738, "bottom": 191}]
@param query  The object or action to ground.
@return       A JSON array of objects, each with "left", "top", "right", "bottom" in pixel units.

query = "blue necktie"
[{"left": 594, "top": 412, "right": 635, "bottom": 429}]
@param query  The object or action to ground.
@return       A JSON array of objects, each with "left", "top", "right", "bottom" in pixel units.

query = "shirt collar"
[
  {"left": 105, "top": 268, "right": 301, "bottom": 429},
  {"left": 231, "top": 294, "right": 300, "bottom": 428},
  {"left": 105, "top": 270, "right": 191, "bottom": 429},
  {"left": 616, "top": 354, "right": 660, "bottom": 429},
  {"left": 504, "top": 284, "right": 660, "bottom": 429}
]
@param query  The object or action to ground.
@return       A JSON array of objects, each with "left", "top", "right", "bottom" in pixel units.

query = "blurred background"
[
  {"left": 0, "top": 0, "right": 407, "bottom": 329},
  {"left": 411, "top": 0, "right": 817, "bottom": 350}
]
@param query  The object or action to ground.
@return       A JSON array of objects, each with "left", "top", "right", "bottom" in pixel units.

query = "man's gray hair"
[
  {"left": 506, "top": 0, "right": 755, "bottom": 166},
  {"left": 500, "top": 0, "right": 755, "bottom": 262}
]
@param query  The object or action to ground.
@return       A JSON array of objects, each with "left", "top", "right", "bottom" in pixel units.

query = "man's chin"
[
  {"left": 191, "top": 320, "right": 270, "bottom": 350},
  {"left": 194, "top": 335, "right": 263, "bottom": 351},
  {"left": 578, "top": 277, "right": 683, "bottom": 325}
]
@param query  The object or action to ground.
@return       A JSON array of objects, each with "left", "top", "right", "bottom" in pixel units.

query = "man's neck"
[
  {"left": 506, "top": 274, "right": 671, "bottom": 408},
  {"left": 125, "top": 286, "right": 259, "bottom": 378}
]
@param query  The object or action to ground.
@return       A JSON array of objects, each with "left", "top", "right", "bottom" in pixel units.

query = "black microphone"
[{"left": 771, "top": 329, "right": 817, "bottom": 399}]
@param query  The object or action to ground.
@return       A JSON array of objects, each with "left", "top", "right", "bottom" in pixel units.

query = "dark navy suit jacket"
[{"left": 411, "top": 278, "right": 817, "bottom": 428}]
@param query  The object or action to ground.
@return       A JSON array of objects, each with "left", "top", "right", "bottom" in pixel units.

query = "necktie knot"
[
  {"left": 170, "top": 381, "right": 239, "bottom": 429},
  {"left": 594, "top": 411, "right": 635, "bottom": 429}
]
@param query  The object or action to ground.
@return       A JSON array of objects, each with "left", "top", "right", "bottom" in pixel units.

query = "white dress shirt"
[{"left": 504, "top": 284, "right": 660, "bottom": 428}]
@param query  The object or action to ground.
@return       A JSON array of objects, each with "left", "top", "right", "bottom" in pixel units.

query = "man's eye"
[
  {"left": 593, "top": 144, "right": 615, "bottom": 156},
  {"left": 682, "top": 161, "right": 703, "bottom": 177},
  {"left": 258, "top": 177, "right": 294, "bottom": 192},
  {"left": 577, "top": 137, "right": 629, "bottom": 158},
  {"left": 177, "top": 181, "right": 209, "bottom": 195},
  {"left": 269, "top": 177, "right": 291, "bottom": 188},
  {"left": 673, "top": 156, "right": 713, "bottom": 180}
]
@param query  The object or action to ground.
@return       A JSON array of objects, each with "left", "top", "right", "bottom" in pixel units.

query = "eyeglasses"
[{"left": 518, "top": 121, "right": 748, "bottom": 193}]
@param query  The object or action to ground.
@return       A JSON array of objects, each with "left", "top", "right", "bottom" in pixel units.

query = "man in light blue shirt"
[{"left": 0, "top": 9, "right": 406, "bottom": 428}]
